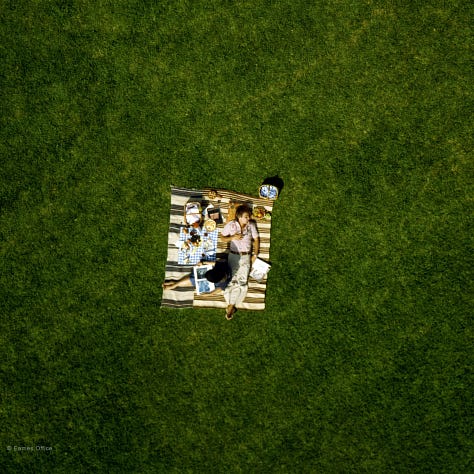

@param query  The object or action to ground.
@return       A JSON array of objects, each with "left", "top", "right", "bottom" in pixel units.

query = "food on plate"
[
  {"left": 252, "top": 206, "right": 266, "bottom": 219},
  {"left": 204, "top": 219, "right": 217, "bottom": 231}
]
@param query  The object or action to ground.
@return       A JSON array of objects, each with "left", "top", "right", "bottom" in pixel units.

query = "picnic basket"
[{"left": 184, "top": 201, "right": 202, "bottom": 226}]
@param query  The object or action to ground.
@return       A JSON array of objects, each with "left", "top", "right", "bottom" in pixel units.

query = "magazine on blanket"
[
  {"left": 249, "top": 257, "right": 271, "bottom": 282},
  {"left": 193, "top": 264, "right": 215, "bottom": 295}
]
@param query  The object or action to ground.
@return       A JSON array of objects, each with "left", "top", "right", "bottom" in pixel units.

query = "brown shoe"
[{"left": 225, "top": 305, "right": 235, "bottom": 320}]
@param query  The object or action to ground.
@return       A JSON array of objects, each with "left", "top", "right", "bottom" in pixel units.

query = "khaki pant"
[{"left": 224, "top": 253, "right": 251, "bottom": 306}]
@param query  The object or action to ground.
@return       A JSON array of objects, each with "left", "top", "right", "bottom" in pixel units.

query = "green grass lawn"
[{"left": 1, "top": 0, "right": 472, "bottom": 472}]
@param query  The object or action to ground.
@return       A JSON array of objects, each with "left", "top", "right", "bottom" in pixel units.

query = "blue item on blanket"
[{"left": 177, "top": 226, "right": 218, "bottom": 265}]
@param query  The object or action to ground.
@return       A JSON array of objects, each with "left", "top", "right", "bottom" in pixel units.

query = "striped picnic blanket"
[{"left": 161, "top": 186, "right": 275, "bottom": 310}]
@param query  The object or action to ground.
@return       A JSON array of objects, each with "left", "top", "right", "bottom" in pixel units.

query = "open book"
[
  {"left": 249, "top": 258, "right": 271, "bottom": 282},
  {"left": 193, "top": 264, "right": 215, "bottom": 294}
]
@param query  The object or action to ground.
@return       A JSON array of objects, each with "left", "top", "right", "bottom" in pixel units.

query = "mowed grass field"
[{"left": 1, "top": 0, "right": 472, "bottom": 472}]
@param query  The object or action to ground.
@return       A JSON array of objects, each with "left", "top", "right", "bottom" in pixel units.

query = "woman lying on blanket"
[
  {"left": 162, "top": 260, "right": 231, "bottom": 295},
  {"left": 220, "top": 204, "right": 260, "bottom": 320}
]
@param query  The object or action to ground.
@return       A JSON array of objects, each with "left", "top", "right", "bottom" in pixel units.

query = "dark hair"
[
  {"left": 235, "top": 204, "right": 252, "bottom": 220},
  {"left": 205, "top": 266, "right": 227, "bottom": 283}
]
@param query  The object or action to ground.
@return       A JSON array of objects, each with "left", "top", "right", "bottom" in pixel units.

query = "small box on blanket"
[{"left": 207, "top": 207, "right": 223, "bottom": 224}]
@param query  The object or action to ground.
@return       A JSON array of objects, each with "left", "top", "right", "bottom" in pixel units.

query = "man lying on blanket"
[
  {"left": 162, "top": 260, "right": 231, "bottom": 295},
  {"left": 220, "top": 204, "right": 260, "bottom": 320}
]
